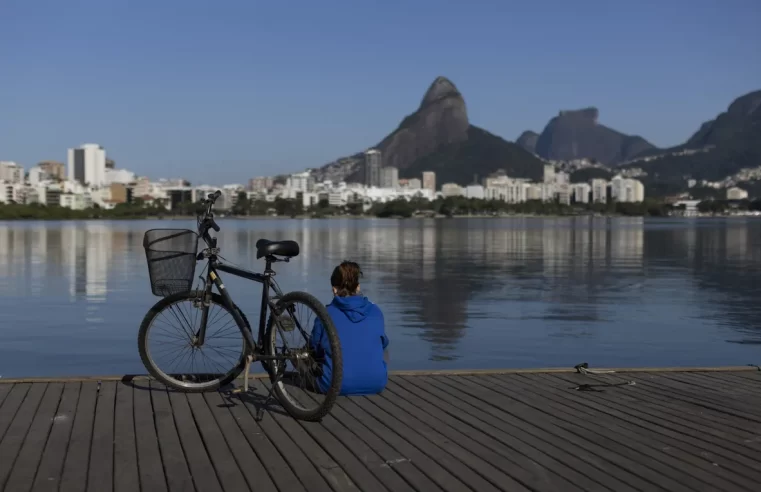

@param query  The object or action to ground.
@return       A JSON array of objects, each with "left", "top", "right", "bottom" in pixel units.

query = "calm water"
[{"left": 1, "top": 217, "right": 760, "bottom": 378}]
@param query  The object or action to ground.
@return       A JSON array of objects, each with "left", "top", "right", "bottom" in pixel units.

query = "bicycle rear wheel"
[
  {"left": 138, "top": 290, "right": 251, "bottom": 392},
  {"left": 265, "top": 291, "right": 343, "bottom": 421}
]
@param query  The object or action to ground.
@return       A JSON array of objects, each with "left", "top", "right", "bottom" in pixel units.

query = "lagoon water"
[{"left": 1, "top": 217, "right": 760, "bottom": 378}]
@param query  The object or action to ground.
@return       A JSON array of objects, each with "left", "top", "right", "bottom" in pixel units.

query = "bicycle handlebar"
[{"left": 197, "top": 190, "right": 222, "bottom": 243}]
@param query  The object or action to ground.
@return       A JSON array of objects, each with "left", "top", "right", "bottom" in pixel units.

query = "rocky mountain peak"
[{"left": 420, "top": 76, "right": 462, "bottom": 109}]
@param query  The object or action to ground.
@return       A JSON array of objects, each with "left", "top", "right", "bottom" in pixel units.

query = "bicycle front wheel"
[
  {"left": 265, "top": 291, "right": 343, "bottom": 421},
  {"left": 138, "top": 290, "right": 251, "bottom": 392}
]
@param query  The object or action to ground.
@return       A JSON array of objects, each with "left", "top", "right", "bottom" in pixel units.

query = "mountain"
[
  {"left": 516, "top": 131, "right": 539, "bottom": 154},
  {"left": 621, "top": 89, "right": 761, "bottom": 183},
  {"left": 314, "top": 77, "right": 544, "bottom": 185},
  {"left": 519, "top": 107, "right": 657, "bottom": 166}
]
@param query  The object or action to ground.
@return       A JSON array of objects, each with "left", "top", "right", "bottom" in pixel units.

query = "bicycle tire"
[
  {"left": 138, "top": 290, "right": 252, "bottom": 392},
  {"left": 265, "top": 291, "right": 343, "bottom": 421}
]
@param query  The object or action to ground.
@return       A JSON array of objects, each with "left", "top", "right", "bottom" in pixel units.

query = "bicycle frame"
[{"left": 195, "top": 254, "right": 290, "bottom": 362}]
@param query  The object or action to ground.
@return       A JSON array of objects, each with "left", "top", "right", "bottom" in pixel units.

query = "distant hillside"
[
  {"left": 516, "top": 130, "right": 539, "bottom": 154},
  {"left": 518, "top": 107, "right": 657, "bottom": 166},
  {"left": 621, "top": 90, "right": 761, "bottom": 182},
  {"left": 314, "top": 77, "right": 544, "bottom": 185}
]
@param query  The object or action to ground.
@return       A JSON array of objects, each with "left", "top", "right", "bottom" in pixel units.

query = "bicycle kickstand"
[{"left": 255, "top": 370, "right": 283, "bottom": 422}]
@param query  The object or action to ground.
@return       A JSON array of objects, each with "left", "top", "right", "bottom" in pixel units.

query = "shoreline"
[{"left": 1, "top": 213, "right": 759, "bottom": 222}]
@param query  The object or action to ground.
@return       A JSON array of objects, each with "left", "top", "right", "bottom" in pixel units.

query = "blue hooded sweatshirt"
[{"left": 310, "top": 295, "right": 389, "bottom": 395}]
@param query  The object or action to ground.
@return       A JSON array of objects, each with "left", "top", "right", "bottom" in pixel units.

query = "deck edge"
[{"left": 0, "top": 365, "right": 757, "bottom": 384}]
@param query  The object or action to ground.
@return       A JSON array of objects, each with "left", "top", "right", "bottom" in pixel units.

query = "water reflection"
[{"left": 0, "top": 217, "right": 759, "bottom": 377}]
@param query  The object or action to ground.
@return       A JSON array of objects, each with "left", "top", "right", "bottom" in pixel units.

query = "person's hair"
[{"left": 331, "top": 261, "right": 363, "bottom": 297}]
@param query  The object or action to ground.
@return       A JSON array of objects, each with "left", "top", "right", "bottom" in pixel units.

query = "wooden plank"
[
  {"left": 132, "top": 382, "right": 167, "bottom": 492},
  {"left": 665, "top": 372, "right": 761, "bottom": 401},
  {"left": 486, "top": 374, "right": 758, "bottom": 492},
  {"left": 225, "top": 387, "right": 307, "bottom": 492},
  {"left": 113, "top": 383, "right": 140, "bottom": 492},
  {"left": 405, "top": 375, "right": 635, "bottom": 492},
  {"left": 185, "top": 392, "right": 250, "bottom": 492},
  {"left": 308, "top": 388, "right": 438, "bottom": 492},
  {"left": 364, "top": 390, "right": 533, "bottom": 491},
  {"left": 32, "top": 382, "right": 81, "bottom": 492},
  {"left": 416, "top": 375, "right": 644, "bottom": 492},
  {"left": 4, "top": 383, "right": 65, "bottom": 491},
  {"left": 280, "top": 385, "right": 391, "bottom": 492},
  {"left": 338, "top": 395, "right": 501, "bottom": 492},
  {"left": 149, "top": 381, "right": 193, "bottom": 492},
  {"left": 166, "top": 387, "right": 223, "bottom": 492},
  {"left": 391, "top": 377, "right": 599, "bottom": 492},
  {"left": 87, "top": 381, "right": 116, "bottom": 492},
  {"left": 442, "top": 374, "right": 689, "bottom": 492},
  {"left": 511, "top": 373, "right": 761, "bottom": 492},
  {"left": 203, "top": 391, "right": 278, "bottom": 492},
  {"left": 531, "top": 373, "right": 761, "bottom": 481},
  {"left": 545, "top": 372, "right": 761, "bottom": 443},
  {"left": 234, "top": 384, "right": 334, "bottom": 492},
  {"left": 59, "top": 382, "right": 98, "bottom": 492},
  {"left": 291, "top": 386, "right": 416, "bottom": 492},
  {"left": 627, "top": 373, "right": 761, "bottom": 422},
  {"left": 263, "top": 390, "right": 361, "bottom": 492},
  {"left": 0, "top": 384, "right": 12, "bottom": 410},
  {"left": 0, "top": 383, "right": 47, "bottom": 490},
  {"left": 0, "top": 384, "right": 31, "bottom": 444},
  {"left": 380, "top": 381, "right": 578, "bottom": 492},
  {"left": 702, "top": 372, "right": 761, "bottom": 393}
]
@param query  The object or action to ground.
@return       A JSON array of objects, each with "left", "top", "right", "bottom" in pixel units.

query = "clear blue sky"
[{"left": 1, "top": 0, "right": 759, "bottom": 184}]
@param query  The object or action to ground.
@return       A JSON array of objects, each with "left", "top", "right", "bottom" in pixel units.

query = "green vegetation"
[
  {"left": 4, "top": 192, "right": 759, "bottom": 221},
  {"left": 697, "top": 199, "right": 761, "bottom": 214},
  {"left": 364, "top": 196, "right": 675, "bottom": 218}
]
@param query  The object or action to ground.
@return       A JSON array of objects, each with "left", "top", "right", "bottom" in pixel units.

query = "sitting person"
[{"left": 310, "top": 261, "right": 389, "bottom": 395}]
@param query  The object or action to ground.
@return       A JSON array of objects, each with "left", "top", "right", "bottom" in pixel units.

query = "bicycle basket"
[{"left": 143, "top": 229, "right": 199, "bottom": 297}]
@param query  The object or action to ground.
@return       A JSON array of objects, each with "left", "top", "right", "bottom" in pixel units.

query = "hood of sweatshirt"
[{"left": 330, "top": 295, "right": 372, "bottom": 323}]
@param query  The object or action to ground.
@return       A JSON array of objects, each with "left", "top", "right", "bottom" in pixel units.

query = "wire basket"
[{"left": 143, "top": 229, "right": 199, "bottom": 297}]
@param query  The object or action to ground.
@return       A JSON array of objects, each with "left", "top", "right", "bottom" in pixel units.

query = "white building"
[
  {"left": 286, "top": 171, "right": 313, "bottom": 193},
  {"left": 591, "top": 179, "right": 608, "bottom": 203},
  {"left": 465, "top": 184, "right": 485, "bottom": 199},
  {"left": 572, "top": 183, "right": 591, "bottom": 204},
  {"left": 60, "top": 191, "right": 92, "bottom": 210},
  {"left": 68, "top": 144, "right": 107, "bottom": 187},
  {"left": 381, "top": 167, "right": 399, "bottom": 189},
  {"left": 105, "top": 168, "right": 136, "bottom": 185},
  {"left": 422, "top": 171, "right": 436, "bottom": 192},
  {"left": 0, "top": 161, "right": 23, "bottom": 184},
  {"left": 611, "top": 176, "right": 645, "bottom": 203},
  {"left": 0, "top": 181, "right": 24, "bottom": 203},
  {"left": 28, "top": 166, "right": 49, "bottom": 185},
  {"left": 543, "top": 164, "right": 555, "bottom": 184},
  {"left": 727, "top": 187, "right": 748, "bottom": 200},
  {"left": 441, "top": 183, "right": 463, "bottom": 197}
]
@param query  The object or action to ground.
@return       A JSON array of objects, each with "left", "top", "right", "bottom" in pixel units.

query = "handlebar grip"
[
  {"left": 208, "top": 190, "right": 222, "bottom": 202},
  {"left": 210, "top": 219, "right": 220, "bottom": 232}
]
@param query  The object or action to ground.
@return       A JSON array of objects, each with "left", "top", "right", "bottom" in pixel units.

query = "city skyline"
[{"left": 1, "top": 2, "right": 759, "bottom": 183}]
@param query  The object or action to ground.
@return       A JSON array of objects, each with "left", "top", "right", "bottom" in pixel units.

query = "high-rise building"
[
  {"left": 68, "top": 144, "right": 107, "bottom": 187},
  {"left": 543, "top": 164, "right": 555, "bottom": 184},
  {"left": 38, "top": 161, "right": 65, "bottom": 181},
  {"left": 381, "top": 167, "right": 398, "bottom": 189},
  {"left": 0, "top": 161, "right": 23, "bottom": 184},
  {"left": 591, "top": 179, "right": 608, "bottom": 203},
  {"left": 364, "top": 149, "right": 382, "bottom": 188},
  {"left": 422, "top": 171, "right": 436, "bottom": 192}
]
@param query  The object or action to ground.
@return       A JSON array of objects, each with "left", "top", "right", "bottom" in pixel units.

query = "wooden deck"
[{"left": 1, "top": 368, "right": 760, "bottom": 492}]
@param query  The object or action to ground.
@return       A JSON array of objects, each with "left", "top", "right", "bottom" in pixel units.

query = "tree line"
[{"left": 2, "top": 193, "right": 759, "bottom": 220}]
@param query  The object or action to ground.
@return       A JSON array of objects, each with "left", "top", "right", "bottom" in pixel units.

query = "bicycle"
[{"left": 137, "top": 190, "right": 343, "bottom": 421}]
